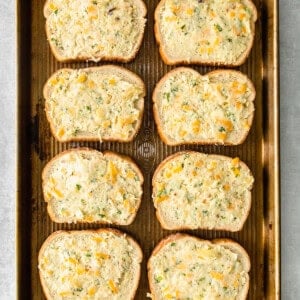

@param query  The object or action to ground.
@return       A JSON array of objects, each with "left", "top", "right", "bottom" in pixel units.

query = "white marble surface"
[
  {"left": 0, "top": 2, "right": 17, "bottom": 300},
  {"left": 0, "top": 1, "right": 300, "bottom": 299},
  {"left": 279, "top": 1, "right": 300, "bottom": 299}
]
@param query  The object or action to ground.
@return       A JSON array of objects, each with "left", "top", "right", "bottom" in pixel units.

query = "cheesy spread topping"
[
  {"left": 46, "top": 0, "right": 146, "bottom": 61},
  {"left": 39, "top": 231, "right": 140, "bottom": 299},
  {"left": 43, "top": 150, "right": 143, "bottom": 224},
  {"left": 155, "top": 69, "right": 254, "bottom": 144},
  {"left": 148, "top": 237, "right": 249, "bottom": 299},
  {"left": 158, "top": 0, "right": 256, "bottom": 64},
  {"left": 153, "top": 152, "right": 253, "bottom": 230},
  {"left": 46, "top": 69, "right": 144, "bottom": 142}
]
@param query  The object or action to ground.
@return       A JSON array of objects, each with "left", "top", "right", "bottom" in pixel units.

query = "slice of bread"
[
  {"left": 42, "top": 148, "right": 143, "bottom": 225},
  {"left": 152, "top": 151, "right": 254, "bottom": 231},
  {"left": 44, "top": 0, "right": 147, "bottom": 62},
  {"left": 153, "top": 68, "right": 255, "bottom": 145},
  {"left": 39, "top": 229, "right": 143, "bottom": 300},
  {"left": 43, "top": 66, "right": 145, "bottom": 142},
  {"left": 148, "top": 234, "right": 250, "bottom": 300},
  {"left": 154, "top": 0, "right": 257, "bottom": 66}
]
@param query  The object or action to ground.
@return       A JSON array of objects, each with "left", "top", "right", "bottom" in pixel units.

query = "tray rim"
[
  {"left": 15, "top": 0, "right": 280, "bottom": 299},
  {"left": 266, "top": 0, "right": 280, "bottom": 297}
]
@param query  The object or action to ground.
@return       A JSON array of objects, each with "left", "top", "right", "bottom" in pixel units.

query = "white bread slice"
[
  {"left": 42, "top": 148, "right": 143, "bottom": 225},
  {"left": 43, "top": 66, "right": 145, "bottom": 143},
  {"left": 148, "top": 234, "right": 250, "bottom": 300},
  {"left": 44, "top": 0, "right": 147, "bottom": 62},
  {"left": 153, "top": 68, "right": 255, "bottom": 145},
  {"left": 154, "top": 0, "right": 257, "bottom": 66},
  {"left": 38, "top": 229, "right": 143, "bottom": 300},
  {"left": 152, "top": 151, "right": 254, "bottom": 231}
]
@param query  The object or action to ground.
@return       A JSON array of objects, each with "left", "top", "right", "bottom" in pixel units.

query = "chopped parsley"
[
  {"left": 164, "top": 92, "right": 171, "bottom": 102},
  {"left": 215, "top": 24, "right": 223, "bottom": 32},
  {"left": 73, "top": 128, "right": 80, "bottom": 136}
]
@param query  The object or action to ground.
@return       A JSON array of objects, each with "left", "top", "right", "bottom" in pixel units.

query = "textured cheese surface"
[
  {"left": 156, "top": 0, "right": 257, "bottom": 65},
  {"left": 39, "top": 231, "right": 141, "bottom": 300},
  {"left": 43, "top": 150, "right": 143, "bottom": 224},
  {"left": 153, "top": 152, "right": 254, "bottom": 230},
  {"left": 148, "top": 236, "right": 249, "bottom": 299},
  {"left": 45, "top": 68, "right": 144, "bottom": 142},
  {"left": 45, "top": 0, "right": 146, "bottom": 61},
  {"left": 154, "top": 68, "right": 255, "bottom": 144}
]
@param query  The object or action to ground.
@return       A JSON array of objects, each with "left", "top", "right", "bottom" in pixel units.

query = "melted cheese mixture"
[
  {"left": 156, "top": 69, "right": 254, "bottom": 144},
  {"left": 46, "top": 0, "right": 146, "bottom": 60},
  {"left": 46, "top": 69, "right": 144, "bottom": 142},
  {"left": 158, "top": 0, "right": 256, "bottom": 64},
  {"left": 39, "top": 231, "right": 140, "bottom": 299},
  {"left": 43, "top": 151, "right": 143, "bottom": 224},
  {"left": 153, "top": 152, "right": 253, "bottom": 230},
  {"left": 149, "top": 237, "right": 249, "bottom": 299}
]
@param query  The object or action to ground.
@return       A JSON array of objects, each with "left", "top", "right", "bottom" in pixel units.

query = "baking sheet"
[{"left": 17, "top": 0, "right": 280, "bottom": 298}]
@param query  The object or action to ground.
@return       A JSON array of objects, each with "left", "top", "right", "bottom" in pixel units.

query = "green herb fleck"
[
  {"left": 157, "top": 188, "right": 167, "bottom": 198},
  {"left": 86, "top": 252, "right": 92, "bottom": 257},
  {"left": 155, "top": 276, "right": 163, "bottom": 283},
  {"left": 76, "top": 184, "right": 82, "bottom": 191},
  {"left": 192, "top": 80, "right": 198, "bottom": 87},
  {"left": 215, "top": 24, "right": 223, "bottom": 32},
  {"left": 73, "top": 128, "right": 80, "bottom": 136},
  {"left": 96, "top": 96, "right": 103, "bottom": 103},
  {"left": 171, "top": 86, "right": 179, "bottom": 93},
  {"left": 245, "top": 7, "right": 252, "bottom": 15},
  {"left": 218, "top": 126, "right": 226, "bottom": 132},
  {"left": 171, "top": 242, "right": 176, "bottom": 246},
  {"left": 86, "top": 105, "right": 91, "bottom": 112},
  {"left": 164, "top": 92, "right": 171, "bottom": 102}
]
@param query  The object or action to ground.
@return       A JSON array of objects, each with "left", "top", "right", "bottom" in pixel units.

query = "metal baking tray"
[{"left": 17, "top": 0, "right": 280, "bottom": 298}]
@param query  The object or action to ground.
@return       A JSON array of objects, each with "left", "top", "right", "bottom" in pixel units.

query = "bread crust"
[
  {"left": 43, "top": 65, "right": 146, "bottom": 143},
  {"left": 147, "top": 234, "right": 250, "bottom": 300},
  {"left": 39, "top": 228, "right": 143, "bottom": 300},
  {"left": 44, "top": 0, "right": 147, "bottom": 63},
  {"left": 152, "top": 150, "right": 253, "bottom": 232},
  {"left": 153, "top": 67, "right": 256, "bottom": 146},
  {"left": 154, "top": 0, "right": 258, "bottom": 66},
  {"left": 42, "top": 147, "right": 144, "bottom": 225}
]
